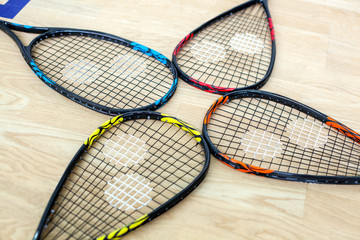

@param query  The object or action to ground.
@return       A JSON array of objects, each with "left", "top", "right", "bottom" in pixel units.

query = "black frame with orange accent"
[
  {"left": 202, "top": 90, "right": 360, "bottom": 184},
  {"left": 172, "top": 0, "right": 276, "bottom": 94}
]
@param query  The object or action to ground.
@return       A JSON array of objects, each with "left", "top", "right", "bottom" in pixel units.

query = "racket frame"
[
  {"left": 33, "top": 111, "right": 210, "bottom": 240},
  {"left": 203, "top": 90, "right": 360, "bottom": 184},
  {"left": 0, "top": 20, "right": 178, "bottom": 115},
  {"left": 172, "top": 0, "right": 276, "bottom": 94}
]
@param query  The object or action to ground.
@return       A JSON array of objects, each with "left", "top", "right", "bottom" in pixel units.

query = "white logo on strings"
[
  {"left": 240, "top": 129, "right": 283, "bottom": 159},
  {"left": 62, "top": 59, "right": 100, "bottom": 85},
  {"left": 109, "top": 54, "right": 148, "bottom": 79},
  {"left": 286, "top": 118, "right": 328, "bottom": 149},
  {"left": 229, "top": 33, "right": 264, "bottom": 54},
  {"left": 104, "top": 174, "right": 153, "bottom": 211},
  {"left": 191, "top": 41, "right": 227, "bottom": 63},
  {"left": 102, "top": 133, "right": 148, "bottom": 167}
]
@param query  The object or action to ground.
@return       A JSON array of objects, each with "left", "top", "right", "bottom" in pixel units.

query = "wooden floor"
[{"left": 1, "top": 0, "right": 360, "bottom": 239}]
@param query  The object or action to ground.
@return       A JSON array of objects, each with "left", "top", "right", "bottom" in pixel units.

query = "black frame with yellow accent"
[{"left": 33, "top": 111, "right": 210, "bottom": 239}]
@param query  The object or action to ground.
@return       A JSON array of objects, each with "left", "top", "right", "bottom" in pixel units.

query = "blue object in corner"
[{"left": 0, "top": 0, "right": 31, "bottom": 19}]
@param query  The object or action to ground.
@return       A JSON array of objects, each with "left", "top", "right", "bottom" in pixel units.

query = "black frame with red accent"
[
  {"left": 202, "top": 90, "right": 360, "bottom": 184},
  {"left": 172, "top": 0, "right": 276, "bottom": 94}
]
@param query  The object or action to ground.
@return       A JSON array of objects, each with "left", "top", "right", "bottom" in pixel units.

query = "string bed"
[
  {"left": 31, "top": 35, "right": 174, "bottom": 110},
  {"left": 206, "top": 97, "right": 360, "bottom": 176},
  {"left": 175, "top": 2, "right": 272, "bottom": 89},
  {"left": 39, "top": 117, "right": 207, "bottom": 239}
]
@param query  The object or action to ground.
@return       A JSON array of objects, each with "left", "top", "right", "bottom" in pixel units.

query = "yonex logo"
[
  {"left": 230, "top": 33, "right": 264, "bottom": 54},
  {"left": 191, "top": 41, "right": 227, "bottom": 63},
  {"left": 286, "top": 118, "right": 328, "bottom": 149},
  {"left": 104, "top": 173, "right": 153, "bottom": 211},
  {"left": 241, "top": 129, "right": 283, "bottom": 160}
]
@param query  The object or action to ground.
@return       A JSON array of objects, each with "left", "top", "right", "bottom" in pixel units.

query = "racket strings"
[
  {"left": 207, "top": 98, "right": 360, "bottom": 176},
  {"left": 286, "top": 118, "right": 328, "bottom": 149},
  {"left": 175, "top": 2, "right": 272, "bottom": 89},
  {"left": 130, "top": 120, "right": 203, "bottom": 190},
  {"left": 52, "top": 182, "right": 110, "bottom": 238},
  {"left": 50, "top": 148, "right": 140, "bottom": 239},
  {"left": 202, "top": 11, "right": 251, "bottom": 88},
  {"left": 87, "top": 40, "right": 169, "bottom": 107},
  {"left": 46, "top": 159, "right": 118, "bottom": 239},
  {"left": 40, "top": 118, "right": 206, "bottom": 239},
  {"left": 104, "top": 173, "right": 153, "bottom": 211},
  {"left": 241, "top": 128, "right": 284, "bottom": 159},
  {"left": 218, "top": 103, "right": 360, "bottom": 174},
  {"left": 31, "top": 34, "right": 174, "bottom": 110},
  {"left": 223, "top": 6, "right": 270, "bottom": 86},
  {"left": 46, "top": 151, "right": 174, "bottom": 237},
  {"left": 102, "top": 133, "right": 148, "bottom": 167},
  {"left": 62, "top": 171, "right": 135, "bottom": 238},
  {"left": 43, "top": 166, "right": 125, "bottom": 238},
  {"left": 104, "top": 52, "right": 170, "bottom": 107},
  {"left": 222, "top": 9, "right": 271, "bottom": 85},
  {"left": 33, "top": 36, "right": 121, "bottom": 96}
]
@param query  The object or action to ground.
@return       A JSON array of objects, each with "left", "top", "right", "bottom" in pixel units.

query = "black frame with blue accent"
[{"left": 0, "top": 20, "right": 178, "bottom": 115}]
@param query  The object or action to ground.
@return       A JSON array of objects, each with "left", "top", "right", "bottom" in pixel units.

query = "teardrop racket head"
[
  {"left": 28, "top": 30, "right": 177, "bottom": 115},
  {"left": 33, "top": 111, "right": 209, "bottom": 240},
  {"left": 203, "top": 90, "right": 360, "bottom": 184},
  {"left": 173, "top": 0, "right": 275, "bottom": 94}
]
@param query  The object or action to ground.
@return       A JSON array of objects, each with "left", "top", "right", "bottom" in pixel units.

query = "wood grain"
[{"left": 1, "top": 0, "right": 359, "bottom": 239}]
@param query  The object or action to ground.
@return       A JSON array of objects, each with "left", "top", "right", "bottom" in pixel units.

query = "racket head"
[
  {"left": 33, "top": 111, "right": 209, "bottom": 240},
  {"left": 172, "top": 0, "right": 276, "bottom": 94},
  {"left": 203, "top": 90, "right": 360, "bottom": 184},
  {"left": 0, "top": 22, "right": 178, "bottom": 115}
]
